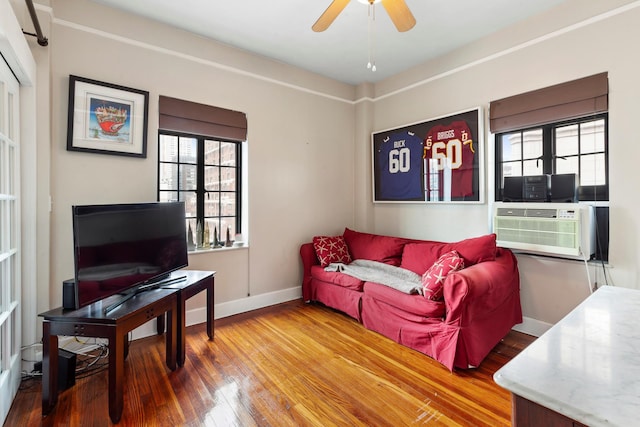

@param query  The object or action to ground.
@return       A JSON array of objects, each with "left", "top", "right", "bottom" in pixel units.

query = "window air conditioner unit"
[{"left": 493, "top": 202, "right": 595, "bottom": 259}]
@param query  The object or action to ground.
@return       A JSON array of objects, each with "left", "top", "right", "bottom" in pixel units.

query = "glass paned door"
[{"left": 0, "top": 56, "right": 20, "bottom": 425}]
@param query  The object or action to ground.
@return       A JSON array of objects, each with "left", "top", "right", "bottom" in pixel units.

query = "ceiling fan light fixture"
[{"left": 357, "top": 0, "right": 381, "bottom": 4}]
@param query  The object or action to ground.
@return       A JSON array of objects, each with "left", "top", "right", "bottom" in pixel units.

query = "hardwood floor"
[{"left": 6, "top": 300, "right": 535, "bottom": 426}]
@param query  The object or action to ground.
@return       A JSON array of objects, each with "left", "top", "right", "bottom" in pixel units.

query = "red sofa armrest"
[
  {"left": 441, "top": 247, "right": 522, "bottom": 368},
  {"left": 443, "top": 247, "right": 521, "bottom": 325},
  {"left": 300, "top": 242, "right": 318, "bottom": 301}
]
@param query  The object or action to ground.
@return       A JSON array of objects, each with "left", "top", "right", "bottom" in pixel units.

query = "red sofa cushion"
[
  {"left": 400, "top": 233, "right": 497, "bottom": 275},
  {"left": 312, "top": 235, "right": 352, "bottom": 267},
  {"left": 310, "top": 265, "right": 364, "bottom": 291},
  {"left": 343, "top": 228, "right": 407, "bottom": 265},
  {"left": 421, "top": 250, "right": 464, "bottom": 301},
  {"left": 363, "top": 282, "right": 445, "bottom": 318}
]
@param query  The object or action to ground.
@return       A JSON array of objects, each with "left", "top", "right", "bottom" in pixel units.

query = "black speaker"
[
  {"left": 62, "top": 278, "right": 76, "bottom": 310},
  {"left": 594, "top": 206, "right": 609, "bottom": 262},
  {"left": 523, "top": 175, "right": 550, "bottom": 201},
  {"left": 502, "top": 176, "right": 524, "bottom": 202},
  {"left": 58, "top": 348, "right": 77, "bottom": 391},
  {"left": 549, "top": 173, "right": 578, "bottom": 202}
]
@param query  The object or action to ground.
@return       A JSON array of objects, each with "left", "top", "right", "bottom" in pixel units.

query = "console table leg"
[
  {"left": 166, "top": 308, "right": 177, "bottom": 370},
  {"left": 108, "top": 330, "right": 125, "bottom": 424},
  {"left": 124, "top": 333, "right": 130, "bottom": 360},
  {"left": 41, "top": 322, "right": 59, "bottom": 416},
  {"left": 156, "top": 314, "right": 165, "bottom": 335},
  {"left": 177, "top": 294, "right": 186, "bottom": 367},
  {"left": 207, "top": 280, "right": 214, "bottom": 340}
]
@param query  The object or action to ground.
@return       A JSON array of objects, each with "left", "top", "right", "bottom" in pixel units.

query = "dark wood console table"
[
  {"left": 40, "top": 287, "right": 178, "bottom": 424},
  {"left": 39, "top": 270, "right": 215, "bottom": 423}
]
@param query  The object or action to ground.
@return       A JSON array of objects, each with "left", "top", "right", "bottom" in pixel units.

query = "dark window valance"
[
  {"left": 489, "top": 72, "right": 608, "bottom": 134},
  {"left": 159, "top": 96, "right": 247, "bottom": 141}
]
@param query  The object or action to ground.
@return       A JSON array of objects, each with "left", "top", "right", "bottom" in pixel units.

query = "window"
[
  {"left": 495, "top": 114, "right": 609, "bottom": 202},
  {"left": 157, "top": 96, "right": 247, "bottom": 249},
  {"left": 490, "top": 73, "right": 609, "bottom": 261},
  {"left": 158, "top": 131, "right": 241, "bottom": 248}
]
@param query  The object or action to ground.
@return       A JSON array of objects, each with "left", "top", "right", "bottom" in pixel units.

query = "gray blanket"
[{"left": 325, "top": 259, "right": 422, "bottom": 295}]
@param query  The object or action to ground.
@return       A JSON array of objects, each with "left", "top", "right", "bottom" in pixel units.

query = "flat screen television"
[{"left": 71, "top": 202, "right": 189, "bottom": 311}]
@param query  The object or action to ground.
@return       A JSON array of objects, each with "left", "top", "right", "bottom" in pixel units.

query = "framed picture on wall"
[
  {"left": 66, "top": 75, "right": 149, "bottom": 158},
  {"left": 372, "top": 108, "right": 484, "bottom": 203}
]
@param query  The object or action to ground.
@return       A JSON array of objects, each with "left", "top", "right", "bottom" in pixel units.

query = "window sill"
[{"left": 188, "top": 244, "right": 248, "bottom": 255}]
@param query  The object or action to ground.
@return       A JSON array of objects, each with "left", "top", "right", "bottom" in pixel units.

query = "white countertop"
[{"left": 494, "top": 286, "right": 640, "bottom": 427}]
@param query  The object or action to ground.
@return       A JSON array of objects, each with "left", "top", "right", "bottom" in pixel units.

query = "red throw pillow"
[
  {"left": 401, "top": 233, "right": 497, "bottom": 275},
  {"left": 312, "top": 235, "right": 352, "bottom": 267},
  {"left": 342, "top": 228, "right": 408, "bottom": 265},
  {"left": 421, "top": 250, "right": 464, "bottom": 301},
  {"left": 452, "top": 233, "right": 497, "bottom": 265}
]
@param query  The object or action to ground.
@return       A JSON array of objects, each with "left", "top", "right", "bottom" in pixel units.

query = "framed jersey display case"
[{"left": 372, "top": 108, "right": 483, "bottom": 203}]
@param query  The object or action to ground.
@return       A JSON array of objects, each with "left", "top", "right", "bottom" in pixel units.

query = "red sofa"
[{"left": 300, "top": 228, "right": 523, "bottom": 371}]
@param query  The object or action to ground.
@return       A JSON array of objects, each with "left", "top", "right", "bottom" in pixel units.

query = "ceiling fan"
[{"left": 312, "top": 0, "right": 416, "bottom": 33}]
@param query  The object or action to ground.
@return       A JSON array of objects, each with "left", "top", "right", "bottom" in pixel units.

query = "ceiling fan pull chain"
[
  {"left": 372, "top": 3, "right": 377, "bottom": 72},
  {"left": 367, "top": 3, "right": 372, "bottom": 69},
  {"left": 367, "top": 2, "right": 377, "bottom": 72}
]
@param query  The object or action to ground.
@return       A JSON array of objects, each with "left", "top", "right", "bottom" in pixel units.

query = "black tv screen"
[{"left": 71, "top": 202, "right": 188, "bottom": 309}]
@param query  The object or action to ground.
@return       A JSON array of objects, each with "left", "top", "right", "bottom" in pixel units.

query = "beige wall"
[
  {"left": 360, "top": 0, "right": 640, "bottom": 327},
  {"left": 44, "top": 0, "right": 357, "bottom": 314},
  {"left": 25, "top": 0, "right": 640, "bottom": 337}
]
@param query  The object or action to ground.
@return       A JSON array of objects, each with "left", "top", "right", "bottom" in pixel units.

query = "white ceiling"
[{"left": 92, "top": 0, "right": 568, "bottom": 85}]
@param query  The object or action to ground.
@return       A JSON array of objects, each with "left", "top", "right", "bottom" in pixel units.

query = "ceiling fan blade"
[
  {"left": 381, "top": 0, "right": 416, "bottom": 32},
  {"left": 312, "top": 0, "right": 351, "bottom": 32}
]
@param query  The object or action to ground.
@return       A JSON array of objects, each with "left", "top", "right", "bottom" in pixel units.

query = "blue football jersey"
[{"left": 378, "top": 131, "right": 424, "bottom": 200}]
